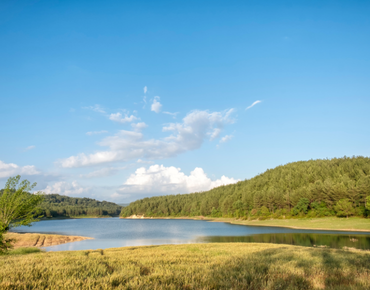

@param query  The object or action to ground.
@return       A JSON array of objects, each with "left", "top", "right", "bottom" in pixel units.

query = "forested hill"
[
  {"left": 120, "top": 156, "right": 370, "bottom": 219},
  {"left": 41, "top": 194, "right": 122, "bottom": 218}
]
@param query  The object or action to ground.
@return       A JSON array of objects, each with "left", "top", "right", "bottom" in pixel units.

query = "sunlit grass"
[
  {"left": 222, "top": 216, "right": 370, "bottom": 231},
  {"left": 1, "top": 243, "right": 370, "bottom": 289}
]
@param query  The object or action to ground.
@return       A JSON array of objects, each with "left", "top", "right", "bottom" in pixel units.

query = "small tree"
[
  {"left": 0, "top": 175, "right": 44, "bottom": 253},
  {"left": 334, "top": 199, "right": 355, "bottom": 218},
  {"left": 366, "top": 196, "right": 370, "bottom": 211},
  {"left": 293, "top": 198, "right": 310, "bottom": 215}
]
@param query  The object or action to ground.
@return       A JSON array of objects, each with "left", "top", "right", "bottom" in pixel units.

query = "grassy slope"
[
  {"left": 210, "top": 217, "right": 370, "bottom": 232},
  {"left": 1, "top": 243, "right": 370, "bottom": 289}
]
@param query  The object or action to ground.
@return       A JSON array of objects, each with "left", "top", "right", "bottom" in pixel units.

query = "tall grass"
[
  {"left": 1, "top": 243, "right": 370, "bottom": 289},
  {"left": 8, "top": 247, "right": 43, "bottom": 255}
]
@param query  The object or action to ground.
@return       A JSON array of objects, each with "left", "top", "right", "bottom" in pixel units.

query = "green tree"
[
  {"left": 293, "top": 198, "right": 310, "bottom": 215},
  {"left": 334, "top": 199, "right": 355, "bottom": 218},
  {"left": 0, "top": 175, "right": 44, "bottom": 253},
  {"left": 366, "top": 196, "right": 370, "bottom": 211}
]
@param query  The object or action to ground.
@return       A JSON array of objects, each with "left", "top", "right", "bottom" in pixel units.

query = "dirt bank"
[{"left": 5, "top": 232, "right": 93, "bottom": 249}]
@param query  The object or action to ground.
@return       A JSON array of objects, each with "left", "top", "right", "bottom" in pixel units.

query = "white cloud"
[
  {"left": 58, "top": 109, "right": 235, "bottom": 168},
  {"left": 220, "top": 135, "right": 233, "bottom": 143},
  {"left": 24, "top": 145, "right": 35, "bottom": 151},
  {"left": 41, "top": 181, "right": 89, "bottom": 196},
  {"left": 117, "top": 164, "right": 239, "bottom": 194},
  {"left": 143, "top": 86, "right": 147, "bottom": 94},
  {"left": 131, "top": 122, "right": 148, "bottom": 131},
  {"left": 0, "top": 160, "right": 40, "bottom": 179},
  {"left": 84, "top": 104, "right": 106, "bottom": 114},
  {"left": 86, "top": 130, "right": 108, "bottom": 136},
  {"left": 246, "top": 100, "right": 261, "bottom": 110},
  {"left": 109, "top": 112, "right": 138, "bottom": 123},
  {"left": 151, "top": 97, "right": 162, "bottom": 113}
]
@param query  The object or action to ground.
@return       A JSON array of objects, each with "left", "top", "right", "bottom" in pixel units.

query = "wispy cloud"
[
  {"left": 86, "top": 130, "right": 108, "bottom": 136},
  {"left": 109, "top": 112, "right": 139, "bottom": 123},
  {"left": 151, "top": 96, "right": 162, "bottom": 113},
  {"left": 143, "top": 86, "right": 147, "bottom": 94},
  {"left": 79, "top": 166, "right": 128, "bottom": 179},
  {"left": 220, "top": 135, "right": 233, "bottom": 143},
  {"left": 58, "top": 108, "right": 235, "bottom": 168},
  {"left": 142, "top": 96, "right": 147, "bottom": 109},
  {"left": 24, "top": 145, "right": 35, "bottom": 151},
  {"left": 163, "top": 111, "right": 179, "bottom": 119},
  {"left": 131, "top": 122, "right": 148, "bottom": 131},
  {"left": 246, "top": 100, "right": 262, "bottom": 110},
  {"left": 83, "top": 104, "right": 106, "bottom": 114}
]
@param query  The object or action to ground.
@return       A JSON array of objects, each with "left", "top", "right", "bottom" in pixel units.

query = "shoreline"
[
  {"left": 41, "top": 215, "right": 119, "bottom": 220},
  {"left": 121, "top": 216, "right": 370, "bottom": 233},
  {"left": 5, "top": 232, "right": 93, "bottom": 249}
]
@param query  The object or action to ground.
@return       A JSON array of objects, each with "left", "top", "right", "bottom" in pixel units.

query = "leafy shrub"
[
  {"left": 334, "top": 199, "right": 355, "bottom": 218},
  {"left": 293, "top": 198, "right": 310, "bottom": 215}
]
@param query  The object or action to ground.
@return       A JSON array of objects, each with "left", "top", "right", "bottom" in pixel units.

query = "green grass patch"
[
  {"left": 8, "top": 247, "right": 43, "bottom": 255},
  {"left": 1, "top": 243, "right": 370, "bottom": 289}
]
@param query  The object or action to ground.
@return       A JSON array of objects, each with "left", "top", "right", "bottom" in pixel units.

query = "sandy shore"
[{"left": 5, "top": 232, "right": 93, "bottom": 249}]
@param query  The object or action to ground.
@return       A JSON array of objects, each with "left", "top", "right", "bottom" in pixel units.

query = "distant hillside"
[
  {"left": 117, "top": 203, "right": 130, "bottom": 207},
  {"left": 41, "top": 194, "right": 122, "bottom": 218},
  {"left": 120, "top": 156, "right": 370, "bottom": 219}
]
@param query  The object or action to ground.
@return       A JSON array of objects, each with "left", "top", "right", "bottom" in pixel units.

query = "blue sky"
[{"left": 1, "top": 0, "right": 369, "bottom": 202}]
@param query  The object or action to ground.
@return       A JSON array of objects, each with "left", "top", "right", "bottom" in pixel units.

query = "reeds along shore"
[{"left": 1, "top": 243, "right": 370, "bottom": 289}]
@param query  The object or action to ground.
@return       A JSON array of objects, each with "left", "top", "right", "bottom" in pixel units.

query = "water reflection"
[
  {"left": 197, "top": 233, "right": 370, "bottom": 250},
  {"left": 11, "top": 218, "right": 370, "bottom": 251}
]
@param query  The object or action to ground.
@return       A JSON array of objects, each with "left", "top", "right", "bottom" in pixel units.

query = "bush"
[
  {"left": 334, "top": 199, "right": 355, "bottom": 218},
  {"left": 293, "top": 198, "right": 310, "bottom": 215}
]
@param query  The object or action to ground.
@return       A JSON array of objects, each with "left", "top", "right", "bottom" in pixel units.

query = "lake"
[{"left": 11, "top": 218, "right": 370, "bottom": 251}]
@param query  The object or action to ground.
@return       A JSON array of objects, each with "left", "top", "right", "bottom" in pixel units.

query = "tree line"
[
  {"left": 120, "top": 156, "right": 370, "bottom": 219},
  {"left": 40, "top": 194, "right": 122, "bottom": 218}
]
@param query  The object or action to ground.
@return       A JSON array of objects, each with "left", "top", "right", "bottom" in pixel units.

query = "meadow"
[{"left": 1, "top": 243, "right": 370, "bottom": 289}]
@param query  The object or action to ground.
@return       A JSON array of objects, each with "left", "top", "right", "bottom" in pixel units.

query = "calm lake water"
[{"left": 11, "top": 218, "right": 370, "bottom": 251}]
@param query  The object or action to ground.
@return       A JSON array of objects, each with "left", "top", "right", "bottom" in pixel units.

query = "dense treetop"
[
  {"left": 120, "top": 156, "right": 370, "bottom": 219},
  {"left": 40, "top": 194, "right": 122, "bottom": 217}
]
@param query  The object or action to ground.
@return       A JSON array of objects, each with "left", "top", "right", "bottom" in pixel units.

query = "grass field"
[{"left": 1, "top": 243, "right": 370, "bottom": 289}]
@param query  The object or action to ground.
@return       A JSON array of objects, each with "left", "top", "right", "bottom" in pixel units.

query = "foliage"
[
  {"left": 1, "top": 243, "right": 370, "bottom": 289},
  {"left": 121, "top": 156, "right": 370, "bottom": 219},
  {"left": 0, "top": 175, "right": 44, "bottom": 231},
  {"left": 0, "top": 230, "right": 13, "bottom": 255},
  {"left": 366, "top": 196, "right": 370, "bottom": 211},
  {"left": 40, "top": 194, "right": 122, "bottom": 218},
  {"left": 293, "top": 198, "right": 310, "bottom": 215},
  {"left": 334, "top": 199, "right": 355, "bottom": 218}
]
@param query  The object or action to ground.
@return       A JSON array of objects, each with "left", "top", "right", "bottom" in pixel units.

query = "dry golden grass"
[
  {"left": 4, "top": 232, "right": 92, "bottom": 248},
  {"left": 1, "top": 243, "right": 370, "bottom": 289}
]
